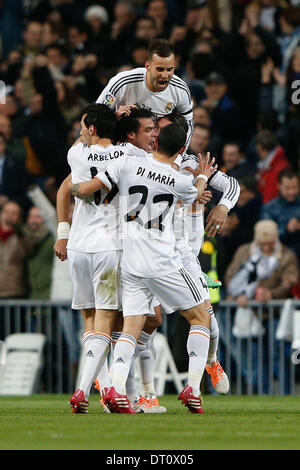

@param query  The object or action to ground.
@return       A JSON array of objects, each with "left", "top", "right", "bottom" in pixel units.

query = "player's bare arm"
[
  {"left": 54, "top": 173, "right": 72, "bottom": 262},
  {"left": 69, "top": 177, "right": 109, "bottom": 198}
]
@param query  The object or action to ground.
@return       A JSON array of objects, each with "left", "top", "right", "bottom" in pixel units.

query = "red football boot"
[
  {"left": 103, "top": 386, "right": 136, "bottom": 414},
  {"left": 178, "top": 385, "right": 204, "bottom": 414},
  {"left": 69, "top": 389, "right": 89, "bottom": 414}
]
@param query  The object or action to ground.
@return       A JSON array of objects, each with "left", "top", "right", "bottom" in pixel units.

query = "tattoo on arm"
[{"left": 70, "top": 184, "right": 93, "bottom": 203}]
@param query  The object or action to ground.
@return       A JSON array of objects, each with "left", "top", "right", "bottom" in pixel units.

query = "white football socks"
[
  {"left": 138, "top": 330, "right": 157, "bottom": 396},
  {"left": 126, "top": 330, "right": 153, "bottom": 401},
  {"left": 187, "top": 325, "right": 210, "bottom": 396},
  {"left": 206, "top": 307, "right": 219, "bottom": 365},
  {"left": 79, "top": 330, "right": 111, "bottom": 399},
  {"left": 111, "top": 333, "right": 137, "bottom": 395}
]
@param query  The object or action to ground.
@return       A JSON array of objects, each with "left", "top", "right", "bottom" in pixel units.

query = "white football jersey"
[
  {"left": 67, "top": 141, "right": 128, "bottom": 253},
  {"left": 97, "top": 154, "right": 198, "bottom": 277},
  {"left": 174, "top": 153, "right": 240, "bottom": 256},
  {"left": 96, "top": 67, "right": 194, "bottom": 145}
]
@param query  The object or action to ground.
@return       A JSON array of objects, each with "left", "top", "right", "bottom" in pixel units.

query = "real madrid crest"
[{"left": 165, "top": 102, "right": 175, "bottom": 113}]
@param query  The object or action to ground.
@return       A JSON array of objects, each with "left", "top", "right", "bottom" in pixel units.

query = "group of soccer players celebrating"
[{"left": 54, "top": 39, "right": 240, "bottom": 415}]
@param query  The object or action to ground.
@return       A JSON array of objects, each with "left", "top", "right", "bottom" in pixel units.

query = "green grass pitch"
[{"left": 0, "top": 394, "right": 300, "bottom": 450}]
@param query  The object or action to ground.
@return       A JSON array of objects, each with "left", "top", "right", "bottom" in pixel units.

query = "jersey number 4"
[{"left": 125, "top": 185, "right": 174, "bottom": 232}]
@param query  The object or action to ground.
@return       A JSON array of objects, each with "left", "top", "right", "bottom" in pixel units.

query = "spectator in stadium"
[
  {"left": 245, "top": 109, "right": 288, "bottom": 167},
  {"left": 225, "top": 219, "right": 299, "bottom": 308},
  {"left": 0, "top": 201, "right": 32, "bottom": 299},
  {"left": 0, "top": 93, "right": 28, "bottom": 140},
  {"left": 0, "top": 132, "right": 31, "bottom": 213},
  {"left": 134, "top": 15, "right": 158, "bottom": 43},
  {"left": 0, "top": 114, "right": 27, "bottom": 166},
  {"left": 44, "top": 44, "right": 69, "bottom": 79},
  {"left": 233, "top": 29, "right": 281, "bottom": 142},
  {"left": 224, "top": 218, "right": 299, "bottom": 394},
  {"left": 110, "top": 0, "right": 137, "bottom": 65},
  {"left": 260, "top": 168, "right": 300, "bottom": 262},
  {"left": 218, "top": 175, "right": 263, "bottom": 283},
  {"left": 146, "top": 0, "right": 172, "bottom": 39},
  {"left": 41, "top": 20, "right": 65, "bottom": 50},
  {"left": 284, "top": 46, "right": 300, "bottom": 170},
  {"left": 20, "top": 21, "right": 43, "bottom": 59},
  {"left": 0, "top": 48, "right": 23, "bottom": 87},
  {"left": 23, "top": 205, "right": 54, "bottom": 300},
  {"left": 256, "top": 128, "right": 290, "bottom": 203},
  {"left": 200, "top": 71, "right": 242, "bottom": 143},
  {"left": 221, "top": 141, "right": 257, "bottom": 179},
  {"left": 20, "top": 55, "right": 70, "bottom": 186},
  {"left": 129, "top": 40, "right": 150, "bottom": 68},
  {"left": 84, "top": 5, "right": 109, "bottom": 34},
  {"left": 277, "top": 5, "right": 300, "bottom": 73},
  {"left": 84, "top": 4, "right": 111, "bottom": 67},
  {"left": 187, "top": 123, "right": 210, "bottom": 156},
  {"left": 234, "top": 176, "right": 263, "bottom": 246},
  {"left": 193, "top": 105, "right": 211, "bottom": 127}
]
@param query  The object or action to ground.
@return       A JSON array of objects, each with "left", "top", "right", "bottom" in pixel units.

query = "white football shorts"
[
  {"left": 121, "top": 267, "right": 206, "bottom": 317},
  {"left": 180, "top": 250, "right": 210, "bottom": 302},
  {"left": 67, "top": 249, "right": 122, "bottom": 310}
]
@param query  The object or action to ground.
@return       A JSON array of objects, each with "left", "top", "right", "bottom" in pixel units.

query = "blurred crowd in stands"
[{"left": 1, "top": 0, "right": 300, "bottom": 308}]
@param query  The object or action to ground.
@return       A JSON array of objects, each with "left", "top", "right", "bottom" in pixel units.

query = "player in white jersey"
[
  {"left": 115, "top": 107, "right": 228, "bottom": 400},
  {"left": 157, "top": 112, "right": 240, "bottom": 393},
  {"left": 96, "top": 38, "right": 194, "bottom": 146},
  {"left": 69, "top": 123, "right": 218, "bottom": 414},
  {"left": 95, "top": 106, "right": 167, "bottom": 413},
  {"left": 54, "top": 103, "right": 130, "bottom": 414}
]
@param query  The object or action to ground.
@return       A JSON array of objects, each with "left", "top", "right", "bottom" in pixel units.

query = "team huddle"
[{"left": 54, "top": 39, "right": 240, "bottom": 415}]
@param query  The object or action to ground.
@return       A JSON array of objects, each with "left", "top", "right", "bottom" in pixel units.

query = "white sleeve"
[
  {"left": 96, "top": 159, "right": 124, "bottom": 189},
  {"left": 96, "top": 75, "right": 121, "bottom": 108},
  {"left": 186, "top": 210, "right": 204, "bottom": 256},
  {"left": 121, "top": 143, "right": 150, "bottom": 158},
  {"left": 179, "top": 175, "right": 198, "bottom": 205},
  {"left": 208, "top": 171, "right": 240, "bottom": 211},
  {"left": 173, "top": 80, "right": 194, "bottom": 147}
]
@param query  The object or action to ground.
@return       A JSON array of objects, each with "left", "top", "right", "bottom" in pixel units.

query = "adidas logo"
[
  {"left": 87, "top": 350, "right": 94, "bottom": 357},
  {"left": 189, "top": 351, "right": 197, "bottom": 357},
  {"left": 116, "top": 357, "right": 125, "bottom": 363}
]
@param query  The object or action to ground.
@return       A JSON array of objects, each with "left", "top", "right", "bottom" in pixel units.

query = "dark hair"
[
  {"left": 148, "top": 38, "right": 175, "bottom": 60},
  {"left": 136, "top": 15, "right": 156, "bottom": 27},
  {"left": 238, "top": 176, "right": 258, "bottom": 194},
  {"left": 81, "top": 103, "right": 117, "bottom": 140},
  {"left": 69, "top": 21, "right": 92, "bottom": 36},
  {"left": 45, "top": 43, "right": 68, "bottom": 56},
  {"left": 158, "top": 110, "right": 189, "bottom": 133},
  {"left": 223, "top": 139, "right": 244, "bottom": 153},
  {"left": 115, "top": 106, "right": 154, "bottom": 142},
  {"left": 194, "top": 122, "right": 210, "bottom": 133},
  {"left": 157, "top": 123, "right": 186, "bottom": 156},
  {"left": 256, "top": 129, "right": 278, "bottom": 151},
  {"left": 278, "top": 168, "right": 298, "bottom": 183}
]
